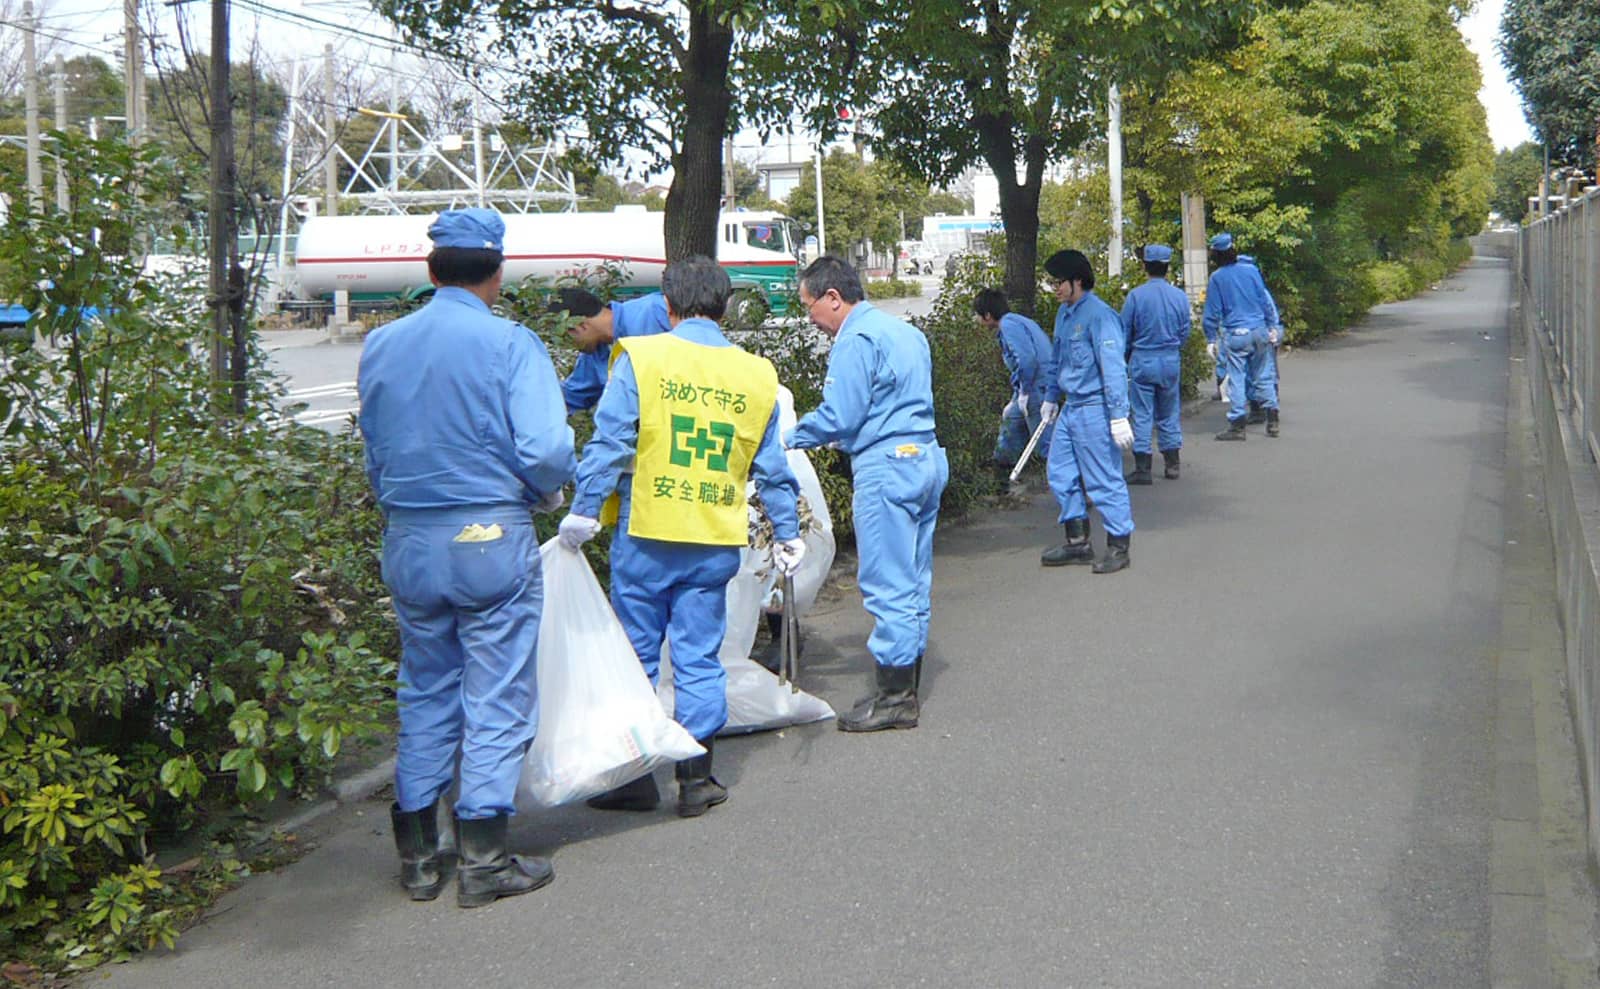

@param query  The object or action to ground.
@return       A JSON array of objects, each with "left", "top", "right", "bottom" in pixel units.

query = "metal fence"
[{"left": 1520, "top": 190, "right": 1600, "bottom": 462}]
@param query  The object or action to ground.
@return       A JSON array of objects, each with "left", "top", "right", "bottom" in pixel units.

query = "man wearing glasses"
[
  {"left": 787, "top": 256, "right": 947, "bottom": 733},
  {"left": 1038, "top": 249, "right": 1135, "bottom": 574}
]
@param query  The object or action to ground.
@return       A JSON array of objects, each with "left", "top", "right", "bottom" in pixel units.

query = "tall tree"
[
  {"left": 375, "top": 0, "right": 864, "bottom": 261},
  {"left": 859, "top": 0, "right": 1261, "bottom": 314},
  {"left": 1500, "top": 0, "right": 1600, "bottom": 167},
  {"left": 1491, "top": 141, "right": 1544, "bottom": 221}
]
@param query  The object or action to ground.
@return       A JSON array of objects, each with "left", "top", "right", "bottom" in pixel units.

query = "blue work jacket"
[
  {"left": 786, "top": 301, "right": 937, "bottom": 457},
  {"left": 1121, "top": 278, "right": 1194, "bottom": 354},
  {"left": 1043, "top": 291, "right": 1130, "bottom": 419},
  {"left": 561, "top": 293, "right": 672, "bottom": 413}
]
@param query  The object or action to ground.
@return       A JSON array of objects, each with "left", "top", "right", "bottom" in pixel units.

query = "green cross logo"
[{"left": 670, "top": 415, "right": 735, "bottom": 472}]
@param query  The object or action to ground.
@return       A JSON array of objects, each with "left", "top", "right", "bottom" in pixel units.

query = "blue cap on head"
[
  {"left": 428, "top": 208, "right": 505, "bottom": 251},
  {"left": 1143, "top": 244, "right": 1172, "bottom": 263},
  {"left": 1209, "top": 232, "right": 1234, "bottom": 251}
]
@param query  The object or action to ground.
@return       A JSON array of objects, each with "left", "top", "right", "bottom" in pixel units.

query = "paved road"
[{"left": 109, "top": 260, "right": 1523, "bottom": 987}]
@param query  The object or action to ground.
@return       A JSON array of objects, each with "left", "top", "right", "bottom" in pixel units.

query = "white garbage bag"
[
  {"left": 522, "top": 539, "right": 703, "bottom": 807},
  {"left": 658, "top": 653, "right": 835, "bottom": 734}
]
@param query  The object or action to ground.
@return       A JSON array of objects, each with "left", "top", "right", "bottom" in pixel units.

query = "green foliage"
[
  {"left": 865, "top": 279, "right": 924, "bottom": 300},
  {"left": 0, "top": 137, "right": 394, "bottom": 969},
  {"left": 1500, "top": 0, "right": 1600, "bottom": 165},
  {"left": 786, "top": 151, "right": 940, "bottom": 261},
  {"left": 1491, "top": 142, "right": 1546, "bottom": 222}
]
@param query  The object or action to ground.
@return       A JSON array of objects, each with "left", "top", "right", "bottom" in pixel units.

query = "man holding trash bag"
[
  {"left": 787, "top": 256, "right": 948, "bottom": 733},
  {"left": 358, "top": 207, "right": 575, "bottom": 908},
  {"left": 559, "top": 255, "right": 803, "bottom": 818},
  {"left": 550, "top": 287, "right": 672, "bottom": 414}
]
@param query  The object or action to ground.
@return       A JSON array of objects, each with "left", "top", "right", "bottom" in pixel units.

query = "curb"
[{"left": 274, "top": 756, "right": 395, "bottom": 837}]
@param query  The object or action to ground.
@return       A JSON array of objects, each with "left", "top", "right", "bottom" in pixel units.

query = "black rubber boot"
[
  {"left": 838, "top": 663, "right": 919, "bottom": 732},
  {"left": 1247, "top": 400, "right": 1266, "bottom": 424},
  {"left": 1041, "top": 517, "right": 1095, "bottom": 567},
  {"left": 391, "top": 800, "right": 451, "bottom": 902},
  {"left": 675, "top": 738, "right": 728, "bottom": 818},
  {"left": 1092, "top": 532, "right": 1132, "bottom": 574},
  {"left": 1162, "top": 449, "right": 1180, "bottom": 480},
  {"left": 1215, "top": 418, "right": 1246, "bottom": 441},
  {"left": 585, "top": 773, "right": 660, "bottom": 812},
  {"left": 1125, "top": 452, "right": 1154, "bottom": 486},
  {"left": 1266, "top": 408, "right": 1280, "bottom": 438},
  {"left": 455, "top": 814, "right": 554, "bottom": 908},
  {"left": 913, "top": 653, "right": 924, "bottom": 693}
]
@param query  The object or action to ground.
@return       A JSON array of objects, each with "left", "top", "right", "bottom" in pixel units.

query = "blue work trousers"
[
  {"left": 1222, "top": 328, "right": 1277, "bottom": 422},
  {"left": 1046, "top": 403, "right": 1134, "bottom": 537},
  {"left": 382, "top": 505, "right": 543, "bottom": 820},
  {"left": 852, "top": 441, "right": 948, "bottom": 669},
  {"left": 995, "top": 393, "right": 1053, "bottom": 467},
  {"left": 610, "top": 510, "right": 739, "bottom": 742},
  {"left": 1128, "top": 348, "right": 1182, "bottom": 454}
]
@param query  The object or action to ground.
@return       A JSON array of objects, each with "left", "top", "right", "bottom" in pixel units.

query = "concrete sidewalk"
[{"left": 97, "top": 259, "right": 1596, "bottom": 988}]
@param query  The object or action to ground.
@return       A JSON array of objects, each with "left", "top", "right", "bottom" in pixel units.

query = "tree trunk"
[
  {"left": 663, "top": 4, "right": 733, "bottom": 263},
  {"left": 976, "top": 118, "right": 1045, "bottom": 318}
]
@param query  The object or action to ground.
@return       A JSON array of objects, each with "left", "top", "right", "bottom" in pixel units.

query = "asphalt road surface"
[{"left": 110, "top": 260, "right": 1521, "bottom": 987}]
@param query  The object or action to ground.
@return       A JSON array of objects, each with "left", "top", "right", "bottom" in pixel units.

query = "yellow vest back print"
[{"left": 619, "top": 334, "right": 779, "bottom": 545}]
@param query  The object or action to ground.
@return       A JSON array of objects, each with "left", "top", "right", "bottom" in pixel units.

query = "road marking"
[{"left": 286, "top": 380, "right": 357, "bottom": 398}]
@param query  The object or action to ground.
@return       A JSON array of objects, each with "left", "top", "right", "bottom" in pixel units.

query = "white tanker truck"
[{"left": 292, "top": 207, "right": 802, "bottom": 309}]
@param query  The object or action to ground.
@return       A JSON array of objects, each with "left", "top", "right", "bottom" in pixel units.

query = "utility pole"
[
  {"left": 1108, "top": 83, "right": 1123, "bottom": 278},
  {"left": 723, "top": 135, "right": 735, "bottom": 210},
  {"left": 23, "top": 0, "right": 43, "bottom": 211},
  {"left": 323, "top": 44, "right": 337, "bottom": 216},
  {"left": 209, "top": 0, "right": 241, "bottom": 405},
  {"left": 814, "top": 149, "right": 826, "bottom": 256},
  {"left": 471, "top": 98, "right": 486, "bottom": 207},
  {"left": 124, "top": 0, "right": 143, "bottom": 142},
  {"left": 53, "top": 52, "right": 68, "bottom": 213}
]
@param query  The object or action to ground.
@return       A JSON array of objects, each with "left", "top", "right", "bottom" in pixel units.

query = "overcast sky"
[{"left": 27, "top": 0, "right": 1537, "bottom": 153}]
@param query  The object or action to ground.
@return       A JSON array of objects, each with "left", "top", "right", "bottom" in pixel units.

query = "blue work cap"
[
  {"left": 1209, "top": 232, "right": 1234, "bottom": 251},
  {"left": 428, "top": 208, "right": 505, "bottom": 251},
  {"left": 1143, "top": 244, "right": 1172, "bottom": 263}
]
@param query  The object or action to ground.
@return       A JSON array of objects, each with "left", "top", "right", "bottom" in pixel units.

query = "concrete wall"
[
  {"left": 1473, "top": 231, "right": 1517, "bottom": 259},
  {"left": 1520, "top": 264, "right": 1600, "bottom": 868}
]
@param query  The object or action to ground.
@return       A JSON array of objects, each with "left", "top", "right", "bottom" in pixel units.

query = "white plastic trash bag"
[
  {"left": 522, "top": 539, "right": 703, "bottom": 807},
  {"left": 658, "top": 654, "right": 834, "bottom": 735}
]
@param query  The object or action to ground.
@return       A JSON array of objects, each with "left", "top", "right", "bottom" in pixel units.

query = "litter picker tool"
[
  {"left": 1008, "top": 412, "right": 1054, "bottom": 485},
  {"left": 777, "top": 573, "right": 801, "bottom": 691}
]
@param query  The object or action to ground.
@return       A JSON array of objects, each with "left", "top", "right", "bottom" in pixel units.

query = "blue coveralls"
[
  {"left": 1120, "top": 276, "right": 1194, "bottom": 454},
  {"left": 1238, "top": 255, "right": 1281, "bottom": 406},
  {"left": 994, "top": 311, "right": 1057, "bottom": 465},
  {"left": 787, "top": 302, "right": 948, "bottom": 671},
  {"left": 571, "top": 318, "right": 800, "bottom": 742},
  {"left": 561, "top": 292, "right": 672, "bottom": 414},
  {"left": 358, "top": 287, "right": 576, "bottom": 820},
  {"left": 1202, "top": 262, "right": 1279, "bottom": 424},
  {"left": 1042, "top": 291, "right": 1134, "bottom": 538}
]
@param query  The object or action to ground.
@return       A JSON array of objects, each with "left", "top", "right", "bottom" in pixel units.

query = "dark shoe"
[
  {"left": 1092, "top": 533, "right": 1131, "bottom": 574},
  {"left": 1266, "top": 408, "right": 1280, "bottom": 438},
  {"left": 1247, "top": 400, "right": 1266, "bottom": 425},
  {"left": 675, "top": 738, "right": 728, "bottom": 818},
  {"left": 838, "top": 663, "right": 919, "bottom": 732},
  {"left": 1214, "top": 418, "right": 1246, "bottom": 441},
  {"left": 1125, "top": 452, "right": 1153, "bottom": 486},
  {"left": 391, "top": 800, "right": 451, "bottom": 902},
  {"left": 1161, "top": 449, "right": 1180, "bottom": 480},
  {"left": 585, "top": 773, "right": 661, "bottom": 812},
  {"left": 455, "top": 814, "right": 554, "bottom": 908},
  {"left": 913, "top": 653, "right": 923, "bottom": 693},
  {"left": 1041, "top": 518, "right": 1095, "bottom": 567}
]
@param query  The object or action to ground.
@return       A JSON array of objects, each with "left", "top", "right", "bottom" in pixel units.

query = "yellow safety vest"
[{"left": 618, "top": 334, "right": 778, "bottom": 545}]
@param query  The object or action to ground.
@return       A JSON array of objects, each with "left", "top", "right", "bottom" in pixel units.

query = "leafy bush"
[
  {"left": 0, "top": 136, "right": 396, "bottom": 969},
  {"left": 865, "top": 278, "right": 923, "bottom": 300}
]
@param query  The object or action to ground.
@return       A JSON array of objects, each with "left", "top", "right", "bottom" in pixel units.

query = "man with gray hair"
[
  {"left": 788, "top": 256, "right": 948, "bottom": 733},
  {"left": 559, "top": 255, "right": 802, "bottom": 817}
]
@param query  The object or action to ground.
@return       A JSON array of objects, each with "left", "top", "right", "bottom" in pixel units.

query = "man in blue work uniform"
[
  {"left": 359, "top": 208, "right": 576, "bottom": 909},
  {"left": 1038, "top": 249, "right": 1136, "bottom": 574},
  {"left": 549, "top": 287, "right": 672, "bottom": 414},
  {"left": 788, "top": 256, "right": 948, "bottom": 732},
  {"left": 1237, "top": 253, "right": 1283, "bottom": 426},
  {"left": 1120, "top": 244, "right": 1195, "bottom": 483},
  {"left": 558, "top": 256, "right": 803, "bottom": 817},
  {"left": 973, "top": 287, "right": 1055, "bottom": 477},
  {"left": 1203, "top": 233, "right": 1281, "bottom": 440}
]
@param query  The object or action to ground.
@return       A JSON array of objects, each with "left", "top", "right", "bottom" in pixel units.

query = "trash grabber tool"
[
  {"left": 778, "top": 573, "right": 801, "bottom": 690},
  {"left": 1008, "top": 412, "right": 1054, "bottom": 485}
]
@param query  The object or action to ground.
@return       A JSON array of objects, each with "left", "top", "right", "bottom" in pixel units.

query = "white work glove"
[
  {"left": 1206, "top": 341, "right": 1218, "bottom": 360},
  {"left": 1001, "top": 396, "right": 1019, "bottom": 419},
  {"left": 534, "top": 488, "right": 564, "bottom": 514},
  {"left": 1039, "top": 400, "right": 1059, "bottom": 423},
  {"left": 774, "top": 537, "right": 806, "bottom": 576},
  {"left": 557, "top": 513, "right": 601, "bottom": 551},
  {"left": 1110, "top": 417, "right": 1134, "bottom": 451},
  {"left": 1268, "top": 327, "right": 1281, "bottom": 345}
]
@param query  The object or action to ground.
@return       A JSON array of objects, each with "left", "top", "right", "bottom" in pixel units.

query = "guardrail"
[{"left": 1517, "top": 189, "right": 1600, "bottom": 866}]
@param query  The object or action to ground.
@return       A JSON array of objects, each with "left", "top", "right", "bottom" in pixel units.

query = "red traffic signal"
[{"left": 837, "top": 106, "right": 852, "bottom": 121}]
